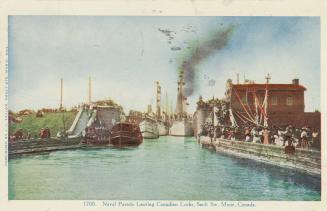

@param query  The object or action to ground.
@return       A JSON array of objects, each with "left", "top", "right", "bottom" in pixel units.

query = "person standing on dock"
[
  {"left": 209, "top": 125, "right": 214, "bottom": 142},
  {"left": 259, "top": 128, "right": 264, "bottom": 143},
  {"left": 301, "top": 127, "right": 308, "bottom": 148},
  {"left": 244, "top": 127, "right": 251, "bottom": 142},
  {"left": 252, "top": 127, "right": 260, "bottom": 143},
  {"left": 294, "top": 128, "right": 301, "bottom": 147},
  {"left": 311, "top": 128, "right": 320, "bottom": 150},
  {"left": 283, "top": 125, "right": 293, "bottom": 146},
  {"left": 263, "top": 128, "right": 270, "bottom": 144}
]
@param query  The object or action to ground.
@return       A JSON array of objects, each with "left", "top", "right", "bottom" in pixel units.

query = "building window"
[
  {"left": 286, "top": 96, "right": 293, "bottom": 106},
  {"left": 271, "top": 96, "right": 278, "bottom": 105}
]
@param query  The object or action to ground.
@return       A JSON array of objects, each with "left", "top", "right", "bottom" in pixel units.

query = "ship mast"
[
  {"left": 263, "top": 73, "right": 271, "bottom": 127},
  {"left": 156, "top": 81, "right": 161, "bottom": 119},
  {"left": 175, "top": 70, "right": 187, "bottom": 117},
  {"left": 165, "top": 91, "right": 168, "bottom": 115}
]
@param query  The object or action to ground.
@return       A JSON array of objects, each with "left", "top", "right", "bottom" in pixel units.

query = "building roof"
[{"left": 231, "top": 83, "right": 306, "bottom": 91}]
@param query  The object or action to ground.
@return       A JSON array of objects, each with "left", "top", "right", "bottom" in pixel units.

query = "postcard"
[{"left": 0, "top": 0, "right": 326, "bottom": 211}]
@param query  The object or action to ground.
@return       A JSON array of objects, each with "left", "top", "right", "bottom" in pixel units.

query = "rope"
[
  {"left": 235, "top": 111, "right": 258, "bottom": 125},
  {"left": 234, "top": 111, "right": 247, "bottom": 123},
  {"left": 253, "top": 92, "right": 268, "bottom": 118},
  {"left": 245, "top": 86, "right": 255, "bottom": 118},
  {"left": 233, "top": 89, "right": 256, "bottom": 122}
]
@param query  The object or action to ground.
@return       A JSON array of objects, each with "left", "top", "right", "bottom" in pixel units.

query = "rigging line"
[
  {"left": 253, "top": 92, "right": 268, "bottom": 118},
  {"left": 245, "top": 86, "right": 255, "bottom": 117},
  {"left": 238, "top": 112, "right": 259, "bottom": 125},
  {"left": 264, "top": 83, "right": 269, "bottom": 126},
  {"left": 234, "top": 111, "right": 247, "bottom": 123},
  {"left": 233, "top": 89, "right": 256, "bottom": 122},
  {"left": 252, "top": 91, "right": 259, "bottom": 124},
  {"left": 235, "top": 110, "right": 255, "bottom": 125},
  {"left": 229, "top": 108, "right": 238, "bottom": 127}
]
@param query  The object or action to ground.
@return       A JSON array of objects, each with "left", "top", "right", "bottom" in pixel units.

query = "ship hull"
[
  {"left": 139, "top": 119, "right": 159, "bottom": 139},
  {"left": 110, "top": 135, "right": 142, "bottom": 146},
  {"left": 110, "top": 123, "right": 143, "bottom": 147},
  {"left": 170, "top": 119, "right": 193, "bottom": 137},
  {"left": 83, "top": 139, "right": 110, "bottom": 146},
  {"left": 157, "top": 121, "right": 168, "bottom": 136}
]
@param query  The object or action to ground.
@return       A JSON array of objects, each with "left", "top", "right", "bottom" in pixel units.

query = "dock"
[
  {"left": 9, "top": 137, "right": 82, "bottom": 158},
  {"left": 198, "top": 136, "right": 321, "bottom": 177}
]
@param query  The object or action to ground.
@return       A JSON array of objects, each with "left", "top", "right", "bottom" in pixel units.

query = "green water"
[{"left": 9, "top": 136, "right": 320, "bottom": 200}]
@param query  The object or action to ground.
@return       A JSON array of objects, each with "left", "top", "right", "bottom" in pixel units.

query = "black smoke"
[{"left": 180, "top": 25, "right": 235, "bottom": 96}]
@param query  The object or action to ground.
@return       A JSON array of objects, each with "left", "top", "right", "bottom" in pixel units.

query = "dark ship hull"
[{"left": 110, "top": 123, "right": 143, "bottom": 147}]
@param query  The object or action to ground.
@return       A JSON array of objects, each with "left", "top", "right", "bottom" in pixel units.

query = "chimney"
[{"left": 292, "top": 78, "right": 299, "bottom": 85}]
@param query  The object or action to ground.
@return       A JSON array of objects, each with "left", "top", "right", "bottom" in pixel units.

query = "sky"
[{"left": 8, "top": 16, "right": 320, "bottom": 113}]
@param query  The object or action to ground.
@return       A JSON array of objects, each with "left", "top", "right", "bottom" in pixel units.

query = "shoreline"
[{"left": 198, "top": 136, "right": 321, "bottom": 178}]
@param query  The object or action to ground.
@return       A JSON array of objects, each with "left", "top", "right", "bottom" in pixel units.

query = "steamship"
[
  {"left": 157, "top": 120, "right": 169, "bottom": 136},
  {"left": 139, "top": 108, "right": 159, "bottom": 139},
  {"left": 110, "top": 122, "right": 143, "bottom": 146},
  {"left": 155, "top": 81, "right": 169, "bottom": 136},
  {"left": 170, "top": 71, "right": 194, "bottom": 137}
]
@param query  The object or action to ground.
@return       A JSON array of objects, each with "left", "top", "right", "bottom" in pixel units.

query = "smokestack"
[
  {"left": 60, "top": 78, "right": 63, "bottom": 110},
  {"left": 292, "top": 78, "right": 299, "bottom": 85},
  {"left": 88, "top": 77, "right": 92, "bottom": 104}
]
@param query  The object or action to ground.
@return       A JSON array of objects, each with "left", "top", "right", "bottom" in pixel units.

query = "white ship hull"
[
  {"left": 157, "top": 121, "right": 168, "bottom": 136},
  {"left": 170, "top": 119, "right": 193, "bottom": 137},
  {"left": 139, "top": 119, "right": 159, "bottom": 139}
]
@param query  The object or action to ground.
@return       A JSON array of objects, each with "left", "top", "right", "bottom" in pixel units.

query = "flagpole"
[{"left": 264, "top": 73, "right": 271, "bottom": 127}]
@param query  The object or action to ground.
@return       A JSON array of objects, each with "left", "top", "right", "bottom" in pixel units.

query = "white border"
[{"left": 0, "top": 0, "right": 326, "bottom": 210}]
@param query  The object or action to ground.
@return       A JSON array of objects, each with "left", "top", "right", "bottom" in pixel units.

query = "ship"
[
  {"left": 82, "top": 105, "right": 122, "bottom": 146},
  {"left": 170, "top": 70, "right": 194, "bottom": 136},
  {"left": 83, "top": 123, "right": 110, "bottom": 146},
  {"left": 139, "top": 112, "right": 159, "bottom": 139},
  {"left": 157, "top": 120, "right": 169, "bottom": 136},
  {"left": 155, "top": 81, "right": 169, "bottom": 136},
  {"left": 110, "top": 122, "right": 143, "bottom": 146}
]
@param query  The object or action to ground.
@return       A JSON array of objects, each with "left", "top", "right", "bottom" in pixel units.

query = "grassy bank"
[{"left": 10, "top": 111, "right": 77, "bottom": 138}]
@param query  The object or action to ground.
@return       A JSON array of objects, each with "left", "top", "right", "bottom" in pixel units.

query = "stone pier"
[{"left": 199, "top": 136, "right": 321, "bottom": 177}]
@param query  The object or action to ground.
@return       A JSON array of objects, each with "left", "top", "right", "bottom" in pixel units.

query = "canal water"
[{"left": 9, "top": 136, "right": 320, "bottom": 200}]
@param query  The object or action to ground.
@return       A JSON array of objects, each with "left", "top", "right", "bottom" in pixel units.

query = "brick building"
[{"left": 225, "top": 78, "right": 320, "bottom": 129}]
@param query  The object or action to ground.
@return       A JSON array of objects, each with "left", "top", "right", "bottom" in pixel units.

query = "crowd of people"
[
  {"left": 199, "top": 123, "right": 320, "bottom": 151},
  {"left": 9, "top": 127, "right": 51, "bottom": 141}
]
